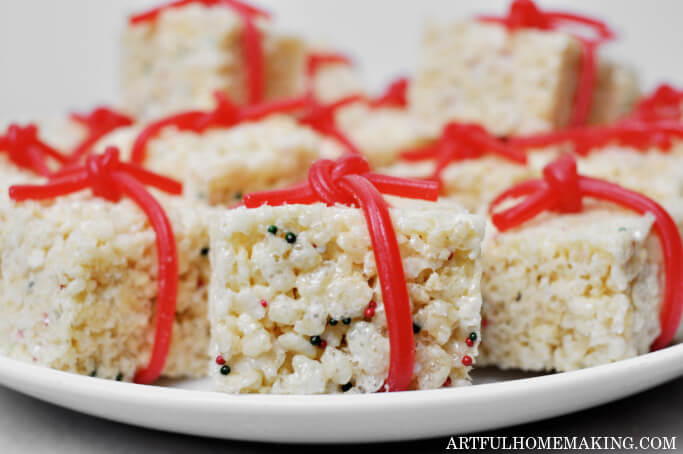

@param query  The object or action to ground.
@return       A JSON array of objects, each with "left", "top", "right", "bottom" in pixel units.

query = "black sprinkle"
[
  {"left": 89, "top": 370, "right": 97, "bottom": 377},
  {"left": 28, "top": 281, "right": 35, "bottom": 289},
  {"left": 469, "top": 332, "right": 478, "bottom": 342},
  {"left": 413, "top": 323, "right": 422, "bottom": 334},
  {"left": 341, "top": 382, "right": 353, "bottom": 392},
  {"left": 267, "top": 225, "right": 278, "bottom": 235},
  {"left": 220, "top": 365, "right": 231, "bottom": 375},
  {"left": 515, "top": 292, "right": 522, "bottom": 302},
  {"left": 285, "top": 232, "right": 297, "bottom": 244},
  {"left": 342, "top": 317, "right": 352, "bottom": 325},
  {"left": 200, "top": 246, "right": 210, "bottom": 256},
  {"left": 329, "top": 318, "right": 338, "bottom": 326},
  {"left": 115, "top": 372, "right": 123, "bottom": 381},
  {"left": 310, "top": 335, "right": 322, "bottom": 346}
]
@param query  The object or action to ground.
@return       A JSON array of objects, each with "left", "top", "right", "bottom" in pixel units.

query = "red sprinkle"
[
  {"left": 260, "top": 299, "right": 268, "bottom": 308},
  {"left": 465, "top": 338, "right": 475, "bottom": 347},
  {"left": 215, "top": 355, "right": 226, "bottom": 365},
  {"left": 462, "top": 355, "right": 473, "bottom": 367},
  {"left": 443, "top": 377, "right": 452, "bottom": 388},
  {"left": 364, "top": 307, "right": 376, "bottom": 319},
  {"left": 482, "top": 317, "right": 489, "bottom": 327},
  {"left": 320, "top": 339, "right": 327, "bottom": 349},
  {"left": 368, "top": 301, "right": 377, "bottom": 309}
]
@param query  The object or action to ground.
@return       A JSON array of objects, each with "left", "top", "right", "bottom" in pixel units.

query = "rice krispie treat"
[
  {"left": 410, "top": 0, "right": 636, "bottom": 137},
  {"left": 480, "top": 155, "right": 683, "bottom": 371},
  {"left": 96, "top": 112, "right": 323, "bottom": 206},
  {"left": 1, "top": 149, "right": 213, "bottom": 382},
  {"left": 123, "top": 0, "right": 306, "bottom": 120},
  {"left": 381, "top": 122, "right": 558, "bottom": 214},
  {"left": 208, "top": 155, "right": 485, "bottom": 393}
]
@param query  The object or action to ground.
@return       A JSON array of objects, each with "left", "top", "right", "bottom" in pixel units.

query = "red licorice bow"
[
  {"left": 130, "top": 92, "right": 308, "bottom": 164},
  {"left": 244, "top": 154, "right": 440, "bottom": 391},
  {"left": 510, "top": 119, "right": 683, "bottom": 156},
  {"left": 130, "top": 0, "right": 271, "bottom": 105},
  {"left": 628, "top": 84, "right": 683, "bottom": 123},
  {"left": 479, "top": 0, "right": 615, "bottom": 127},
  {"left": 490, "top": 154, "right": 683, "bottom": 350},
  {"left": 0, "top": 124, "right": 68, "bottom": 176},
  {"left": 9, "top": 147, "right": 182, "bottom": 384},
  {"left": 400, "top": 122, "right": 527, "bottom": 185},
  {"left": 69, "top": 107, "right": 134, "bottom": 164},
  {"left": 367, "top": 77, "right": 410, "bottom": 109}
]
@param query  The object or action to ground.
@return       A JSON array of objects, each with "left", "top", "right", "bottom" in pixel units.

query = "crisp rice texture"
[
  {"left": 479, "top": 206, "right": 662, "bottom": 371},
  {"left": 122, "top": 3, "right": 306, "bottom": 119},
  {"left": 209, "top": 202, "right": 485, "bottom": 393}
]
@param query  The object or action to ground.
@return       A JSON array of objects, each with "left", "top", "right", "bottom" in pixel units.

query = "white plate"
[{"left": 0, "top": 343, "right": 682, "bottom": 443}]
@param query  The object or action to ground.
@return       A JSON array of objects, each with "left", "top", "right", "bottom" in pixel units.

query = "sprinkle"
[
  {"left": 28, "top": 281, "right": 35, "bottom": 289},
  {"left": 462, "top": 355, "right": 473, "bottom": 367},
  {"left": 310, "top": 335, "right": 322, "bottom": 346},
  {"left": 215, "top": 355, "right": 226, "bottom": 365},
  {"left": 90, "top": 370, "right": 97, "bottom": 377},
  {"left": 200, "top": 246, "right": 210, "bottom": 256},
  {"left": 364, "top": 307, "right": 375, "bottom": 319},
  {"left": 443, "top": 377, "right": 452, "bottom": 387},
  {"left": 260, "top": 299, "right": 268, "bottom": 308},
  {"left": 368, "top": 301, "right": 377, "bottom": 309},
  {"left": 220, "top": 365, "right": 231, "bottom": 375},
  {"left": 320, "top": 339, "right": 327, "bottom": 349},
  {"left": 465, "top": 338, "right": 474, "bottom": 347},
  {"left": 482, "top": 317, "right": 488, "bottom": 327},
  {"left": 285, "top": 232, "right": 297, "bottom": 244},
  {"left": 267, "top": 225, "right": 278, "bottom": 234},
  {"left": 515, "top": 292, "right": 522, "bottom": 301},
  {"left": 413, "top": 323, "right": 422, "bottom": 334},
  {"left": 618, "top": 227, "right": 627, "bottom": 232},
  {"left": 448, "top": 252, "right": 454, "bottom": 260},
  {"left": 341, "top": 382, "right": 353, "bottom": 392},
  {"left": 328, "top": 318, "right": 338, "bottom": 326},
  {"left": 234, "top": 191, "right": 243, "bottom": 200},
  {"left": 468, "top": 332, "right": 478, "bottom": 342},
  {"left": 342, "top": 317, "right": 352, "bottom": 325},
  {"left": 115, "top": 372, "right": 123, "bottom": 381}
]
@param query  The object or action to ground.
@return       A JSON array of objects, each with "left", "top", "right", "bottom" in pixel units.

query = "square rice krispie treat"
[
  {"left": 480, "top": 207, "right": 661, "bottom": 371},
  {"left": 0, "top": 191, "right": 214, "bottom": 380},
  {"left": 410, "top": 21, "right": 638, "bottom": 137},
  {"left": 382, "top": 151, "right": 557, "bottom": 214},
  {"left": 122, "top": 2, "right": 306, "bottom": 120},
  {"left": 97, "top": 116, "right": 323, "bottom": 206},
  {"left": 208, "top": 202, "right": 485, "bottom": 393}
]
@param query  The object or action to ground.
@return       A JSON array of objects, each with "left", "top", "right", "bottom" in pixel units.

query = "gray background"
[{"left": 0, "top": 376, "right": 681, "bottom": 453}]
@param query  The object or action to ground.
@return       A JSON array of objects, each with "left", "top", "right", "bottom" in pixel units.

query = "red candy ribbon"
[
  {"left": 69, "top": 107, "right": 134, "bottom": 164},
  {"left": 10, "top": 147, "right": 182, "bottom": 384},
  {"left": 245, "top": 155, "right": 440, "bottom": 391},
  {"left": 628, "top": 84, "right": 683, "bottom": 124},
  {"left": 479, "top": 0, "right": 615, "bottom": 127},
  {"left": 130, "top": 0, "right": 271, "bottom": 105},
  {"left": 131, "top": 92, "right": 308, "bottom": 164},
  {"left": 0, "top": 124, "right": 68, "bottom": 176},
  {"left": 510, "top": 119, "right": 683, "bottom": 156},
  {"left": 489, "top": 154, "right": 683, "bottom": 350},
  {"left": 367, "top": 77, "right": 409, "bottom": 109},
  {"left": 400, "top": 122, "right": 527, "bottom": 185}
]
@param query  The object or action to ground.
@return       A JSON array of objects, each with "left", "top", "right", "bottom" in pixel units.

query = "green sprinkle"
[
  {"left": 341, "top": 382, "right": 353, "bottom": 392},
  {"left": 234, "top": 192, "right": 243, "bottom": 200},
  {"left": 220, "top": 365, "right": 231, "bottom": 375},
  {"left": 285, "top": 232, "right": 297, "bottom": 244},
  {"left": 342, "top": 317, "right": 352, "bottom": 325},
  {"left": 28, "top": 281, "right": 35, "bottom": 290},
  {"left": 89, "top": 370, "right": 97, "bottom": 377},
  {"left": 200, "top": 246, "right": 210, "bottom": 256},
  {"left": 310, "top": 335, "right": 322, "bottom": 346},
  {"left": 329, "top": 318, "right": 338, "bottom": 326},
  {"left": 618, "top": 227, "right": 627, "bottom": 232},
  {"left": 267, "top": 225, "right": 278, "bottom": 235},
  {"left": 469, "top": 332, "right": 478, "bottom": 342},
  {"left": 115, "top": 372, "right": 123, "bottom": 381},
  {"left": 413, "top": 323, "right": 422, "bottom": 334}
]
